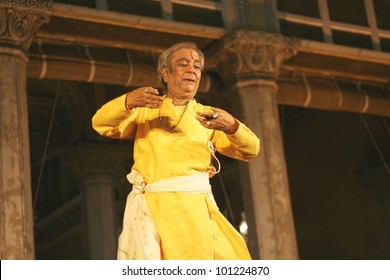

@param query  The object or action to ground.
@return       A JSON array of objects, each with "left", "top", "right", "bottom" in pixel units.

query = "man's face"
[{"left": 162, "top": 48, "right": 202, "bottom": 101}]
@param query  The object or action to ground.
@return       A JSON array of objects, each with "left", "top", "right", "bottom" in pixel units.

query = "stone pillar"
[
  {"left": 209, "top": 30, "right": 299, "bottom": 259},
  {"left": 69, "top": 144, "right": 132, "bottom": 260},
  {"left": 0, "top": 0, "right": 51, "bottom": 259},
  {"left": 232, "top": 0, "right": 280, "bottom": 32},
  {"left": 82, "top": 174, "right": 117, "bottom": 260}
]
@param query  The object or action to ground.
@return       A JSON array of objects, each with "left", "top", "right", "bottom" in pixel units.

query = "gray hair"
[{"left": 157, "top": 41, "right": 205, "bottom": 92}]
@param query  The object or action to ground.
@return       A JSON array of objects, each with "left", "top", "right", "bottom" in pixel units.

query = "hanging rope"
[
  {"left": 217, "top": 172, "right": 237, "bottom": 227},
  {"left": 357, "top": 83, "right": 390, "bottom": 177},
  {"left": 33, "top": 80, "right": 61, "bottom": 213},
  {"left": 359, "top": 114, "right": 390, "bottom": 177},
  {"left": 382, "top": 85, "right": 390, "bottom": 140}
]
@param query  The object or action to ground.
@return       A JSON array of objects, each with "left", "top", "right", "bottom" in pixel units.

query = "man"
[{"left": 92, "top": 41, "right": 260, "bottom": 260}]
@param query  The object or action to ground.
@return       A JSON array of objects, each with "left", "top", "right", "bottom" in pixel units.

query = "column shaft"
[
  {"left": 209, "top": 30, "right": 300, "bottom": 259},
  {"left": 234, "top": 80, "right": 298, "bottom": 259},
  {"left": 0, "top": 49, "right": 34, "bottom": 259},
  {"left": 82, "top": 175, "right": 117, "bottom": 260},
  {"left": 68, "top": 143, "right": 133, "bottom": 259},
  {"left": 0, "top": 1, "right": 51, "bottom": 259}
]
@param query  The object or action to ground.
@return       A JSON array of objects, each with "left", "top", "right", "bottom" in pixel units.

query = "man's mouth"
[{"left": 183, "top": 78, "right": 196, "bottom": 83}]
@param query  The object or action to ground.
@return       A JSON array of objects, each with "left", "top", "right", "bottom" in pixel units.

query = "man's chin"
[
  {"left": 179, "top": 87, "right": 197, "bottom": 95},
  {"left": 185, "top": 84, "right": 199, "bottom": 92}
]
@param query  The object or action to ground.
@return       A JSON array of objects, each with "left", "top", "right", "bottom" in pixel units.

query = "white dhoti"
[{"left": 117, "top": 171, "right": 214, "bottom": 260}]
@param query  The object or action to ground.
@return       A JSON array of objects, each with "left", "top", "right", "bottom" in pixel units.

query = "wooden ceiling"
[{"left": 29, "top": 3, "right": 390, "bottom": 85}]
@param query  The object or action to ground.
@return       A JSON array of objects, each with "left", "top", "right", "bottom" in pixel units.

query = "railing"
[
  {"left": 278, "top": 0, "right": 390, "bottom": 51},
  {"left": 58, "top": 0, "right": 390, "bottom": 51},
  {"left": 96, "top": 0, "right": 225, "bottom": 27},
  {"left": 155, "top": 0, "right": 223, "bottom": 15},
  {"left": 152, "top": 0, "right": 390, "bottom": 51}
]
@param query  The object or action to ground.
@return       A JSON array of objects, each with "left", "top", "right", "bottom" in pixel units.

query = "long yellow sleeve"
[{"left": 92, "top": 94, "right": 139, "bottom": 139}]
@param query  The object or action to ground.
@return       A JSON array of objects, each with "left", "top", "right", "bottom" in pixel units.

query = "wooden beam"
[
  {"left": 35, "top": 32, "right": 167, "bottom": 55},
  {"left": 155, "top": 0, "right": 223, "bottom": 10},
  {"left": 27, "top": 54, "right": 390, "bottom": 118},
  {"left": 26, "top": 41, "right": 390, "bottom": 118},
  {"left": 283, "top": 39, "right": 390, "bottom": 84},
  {"left": 27, "top": 52, "right": 211, "bottom": 92},
  {"left": 277, "top": 75, "right": 390, "bottom": 117},
  {"left": 49, "top": 3, "right": 225, "bottom": 39},
  {"left": 277, "top": 11, "right": 390, "bottom": 39},
  {"left": 298, "top": 39, "right": 390, "bottom": 65}
]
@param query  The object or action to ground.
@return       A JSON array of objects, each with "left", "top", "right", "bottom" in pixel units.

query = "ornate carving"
[
  {"left": 0, "top": 9, "right": 6, "bottom": 35},
  {"left": 0, "top": 51, "right": 26, "bottom": 61},
  {"left": 214, "top": 30, "right": 300, "bottom": 83},
  {"left": 0, "top": 3, "right": 51, "bottom": 51},
  {"left": 64, "top": 144, "right": 133, "bottom": 183}
]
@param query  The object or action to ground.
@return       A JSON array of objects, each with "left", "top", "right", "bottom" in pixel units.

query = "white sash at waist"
[{"left": 142, "top": 172, "right": 211, "bottom": 193}]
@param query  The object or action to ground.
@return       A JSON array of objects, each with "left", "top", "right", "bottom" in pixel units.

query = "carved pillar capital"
[
  {"left": 209, "top": 30, "right": 299, "bottom": 84},
  {"left": 64, "top": 144, "right": 133, "bottom": 183},
  {"left": 0, "top": 0, "right": 52, "bottom": 52}
]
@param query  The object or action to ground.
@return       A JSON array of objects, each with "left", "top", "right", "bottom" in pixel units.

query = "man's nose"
[{"left": 186, "top": 64, "right": 196, "bottom": 72}]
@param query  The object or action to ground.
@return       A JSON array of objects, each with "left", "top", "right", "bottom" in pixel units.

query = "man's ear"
[{"left": 161, "top": 67, "right": 168, "bottom": 82}]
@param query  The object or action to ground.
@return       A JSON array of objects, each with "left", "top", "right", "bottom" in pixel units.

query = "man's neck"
[{"left": 167, "top": 94, "right": 193, "bottom": 106}]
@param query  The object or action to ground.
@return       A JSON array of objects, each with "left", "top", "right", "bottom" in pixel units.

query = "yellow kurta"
[{"left": 92, "top": 94, "right": 260, "bottom": 260}]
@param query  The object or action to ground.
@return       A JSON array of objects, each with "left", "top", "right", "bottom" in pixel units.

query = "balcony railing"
[{"left": 54, "top": 0, "right": 390, "bottom": 51}]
